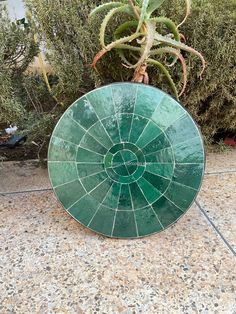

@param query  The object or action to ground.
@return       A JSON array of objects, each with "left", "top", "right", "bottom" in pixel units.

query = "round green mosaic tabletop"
[{"left": 48, "top": 83, "right": 205, "bottom": 238}]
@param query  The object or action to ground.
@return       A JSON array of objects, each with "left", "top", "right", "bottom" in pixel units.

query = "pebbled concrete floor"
[{"left": 0, "top": 151, "right": 236, "bottom": 314}]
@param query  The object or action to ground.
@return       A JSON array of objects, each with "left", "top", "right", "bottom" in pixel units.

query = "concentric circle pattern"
[{"left": 48, "top": 83, "right": 205, "bottom": 238}]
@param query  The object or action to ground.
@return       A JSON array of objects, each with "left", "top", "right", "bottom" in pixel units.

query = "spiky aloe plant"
[{"left": 90, "top": 0, "right": 205, "bottom": 100}]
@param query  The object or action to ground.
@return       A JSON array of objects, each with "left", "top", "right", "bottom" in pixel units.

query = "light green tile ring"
[{"left": 48, "top": 83, "right": 205, "bottom": 238}]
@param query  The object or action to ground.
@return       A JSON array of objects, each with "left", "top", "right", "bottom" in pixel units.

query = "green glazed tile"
[
  {"left": 89, "top": 121, "right": 113, "bottom": 150},
  {"left": 81, "top": 171, "right": 108, "bottom": 192},
  {"left": 89, "top": 178, "right": 113, "bottom": 203},
  {"left": 67, "top": 96, "right": 98, "bottom": 129},
  {"left": 112, "top": 83, "right": 137, "bottom": 113},
  {"left": 151, "top": 95, "right": 185, "bottom": 130},
  {"left": 143, "top": 171, "right": 170, "bottom": 194},
  {"left": 165, "top": 114, "right": 199, "bottom": 144},
  {"left": 129, "top": 182, "right": 149, "bottom": 209},
  {"left": 136, "top": 120, "right": 162, "bottom": 148},
  {"left": 48, "top": 162, "right": 78, "bottom": 187},
  {"left": 129, "top": 115, "right": 149, "bottom": 143},
  {"left": 145, "top": 163, "right": 174, "bottom": 179},
  {"left": 118, "top": 184, "right": 132, "bottom": 210},
  {"left": 48, "top": 83, "right": 205, "bottom": 238},
  {"left": 164, "top": 182, "right": 197, "bottom": 211},
  {"left": 137, "top": 177, "right": 162, "bottom": 203},
  {"left": 142, "top": 132, "right": 170, "bottom": 155},
  {"left": 80, "top": 133, "right": 107, "bottom": 156},
  {"left": 172, "top": 163, "right": 204, "bottom": 190},
  {"left": 48, "top": 137, "right": 77, "bottom": 161},
  {"left": 77, "top": 163, "right": 104, "bottom": 178},
  {"left": 86, "top": 86, "right": 115, "bottom": 119},
  {"left": 172, "top": 137, "right": 204, "bottom": 163},
  {"left": 112, "top": 211, "right": 137, "bottom": 238},
  {"left": 102, "top": 182, "right": 121, "bottom": 209},
  {"left": 101, "top": 116, "right": 120, "bottom": 144},
  {"left": 53, "top": 113, "right": 85, "bottom": 145},
  {"left": 76, "top": 147, "right": 104, "bottom": 163},
  {"left": 89, "top": 205, "right": 115, "bottom": 236},
  {"left": 68, "top": 194, "right": 98, "bottom": 225},
  {"left": 152, "top": 196, "right": 183, "bottom": 227},
  {"left": 55, "top": 179, "right": 86, "bottom": 209},
  {"left": 135, "top": 85, "right": 164, "bottom": 118},
  {"left": 135, "top": 207, "right": 163, "bottom": 236},
  {"left": 117, "top": 113, "right": 133, "bottom": 142}
]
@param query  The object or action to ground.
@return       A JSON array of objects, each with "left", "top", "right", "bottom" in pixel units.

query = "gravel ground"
[{"left": 0, "top": 150, "right": 235, "bottom": 314}]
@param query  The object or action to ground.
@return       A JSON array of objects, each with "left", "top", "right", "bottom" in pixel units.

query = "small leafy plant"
[{"left": 90, "top": 0, "right": 205, "bottom": 99}]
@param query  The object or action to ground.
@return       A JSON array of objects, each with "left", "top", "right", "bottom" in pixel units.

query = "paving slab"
[
  {"left": 0, "top": 191, "right": 236, "bottom": 314},
  {"left": 197, "top": 172, "right": 236, "bottom": 251},
  {"left": 205, "top": 150, "right": 236, "bottom": 174},
  {"left": 0, "top": 160, "right": 50, "bottom": 193}
]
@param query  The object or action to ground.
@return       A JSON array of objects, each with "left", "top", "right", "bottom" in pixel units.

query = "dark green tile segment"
[
  {"left": 135, "top": 85, "right": 164, "bottom": 118},
  {"left": 89, "top": 205, "right": 115, "bottom": 236},
  {"left": 81, "top": 171, "right": 108, "bottom": 192},
  {"left": 86, "top": 87, "right": 115, "bottom": 119},
  {"left": 118, "top": 184, "right": 132, "bottom": 210},
  {"left": 137, "top": 177, "right": 161, "bottom": 203},
  {"left": 152, "top": 196, "right": 183, "bottom": 227},
  {"left": 101, "top": 116, "right": 120, "bottom": 144},
  {"left": 136, "top": 120, "right": 162, "bottom": 148},
  {"left": 68, "top": 194, "right": 98, "bottom": 226},
  {"left": 145, "top": 147, "right": 173, "bottom": 163},
  {"left": 102, "top": 182, "right": 121, "bottom": 209},
  {"left": 143, "top": 171, "right": 170, "bottom": 194},
  {"left": 89, "top": 178, "right": 113, "bottom": 203},
  {"left": 80, "top": 133, "right": 107, "bottom": 156},
  {"left": 142, "top": 132, "right": 170, "bottom": 155},
  {"left": 172, "top": 163, "right": 203, "bottom": 190},
  {"left": 172, "top": 137, "right": 204, "bottom": 163},
  {"left": 49, "top": 162, "right": 77, "bottom": 187},
  {"left": 112, "top": 83, "right": 137, "bottom": 113},
  {"left": 77, "top": 163, "right": 104, "bottom": 178},
  {"left": 117, "top": 113, "right": 133, "bottom": 142},
  {"left": 145, "top": 163, "right": 174, "bottom": 179},
  {"left": 53, "top": 113, "right": 85, "bottom": 145},
  {"left": 112, "top": 211, "right": 137, "bottom": 238},
  {"left": 55, "top": 179, "right": 86, "bottom": 209},
  {"left": 129, "top": 182, "right": 149, "bottom": 209},
  {"left": 135, "top": 207, "right": 163, "bottom": 236},
  {"left": 165, "top": 114, "right": 199, "bottom": 144},
  {"left": 88, "top": 121, "right": 113, "bottom": 149},
  {"left": 48, "top": 82, "right": 205, "bottom": 238},
  {"left": 48, "top": 137, "right": 77, "bottom": 161},
  {"left": 129, "top": 115, "right": 149, "bottom": 143},
  {"left": 76, "top": 147, "right": 104, "bottom": 163},
  {"left": 164, "top": 182, "right": 197, "bottom": 210},
  {"left": 151, "top": 95, "right": 185, "bottom": 130},
  {"left": 67, "top": 96, "right": 98, "bottom": 129}
]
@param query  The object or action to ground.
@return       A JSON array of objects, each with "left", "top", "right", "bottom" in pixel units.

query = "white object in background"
[{"left": 5, "top": 125, "right": 18, "bottom": 135}]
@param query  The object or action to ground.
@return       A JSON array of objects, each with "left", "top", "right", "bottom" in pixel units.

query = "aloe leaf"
[
  {"left": 136, "top": 0, "right": 149, "bottom": 32},
  {"left": 100, "top": 5, "right": 133, "bottom": 47},
  {"left": 114, "top": 20, "right": 138, "bottom": 38},
  {"left": 130, "top": 20, "right": 156, "bottom": 69},
  {"left": 150, "top": 47, "right": 187, "bottom": 96},
  {"left": 147, "top": 0, "right": 166, "bottom": 16},
  {"left": 89, "top": 2, "right": 124, "bottom": 17},
  {"left": 178, "top": 0, "right": 191, "bottom": 28},
  {"left": 150, "top": 17, "right": 180, "bottom": 41},
  {"left": 154, "top": 33, "right": 206, "bottom": 77},
  {"left": 92, "top": 32, "right": 143, "bottom": 69},
  {"left": 147, "top": 58, "right": 179, "bottom": 100}
]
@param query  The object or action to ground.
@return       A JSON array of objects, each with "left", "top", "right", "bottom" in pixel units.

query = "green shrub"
[{"left": 23, "top": 0, "right": 236, "bottom": 141}]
